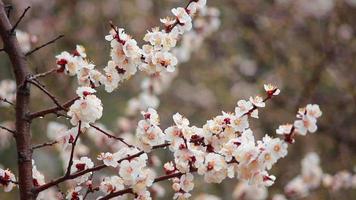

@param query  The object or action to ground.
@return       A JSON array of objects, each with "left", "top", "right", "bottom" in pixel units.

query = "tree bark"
[{"left": 0, "top": 1, "right": 34, "bottom": 199}]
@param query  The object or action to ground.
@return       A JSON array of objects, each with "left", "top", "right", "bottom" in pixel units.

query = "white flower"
[
  {"left": 74, "top": 45, "right": 87, "bottom": 58},
  {"left": 173, "top": 113, "right": 190, "bottom": 128},
  {"left": 249, "top": 96, "right": 265, "bottom": 108},
  {"left": 68, "top": 91, "right": 103, "bottom": 128},
  {"left": 171, "top": 7, "right": 193, "bottom": 33},
  {"left": 264, "top": 84, "right": 280, "bottom": 96},
  {"left": 258, "top": 136, "right": 288, "bottom": 170},
  {"left": 71, "top": 157, "right": 94, "bottom": 173},
  {"left": 235, "top": 100, "right": 253, "bottom": 117},
  {"left": 198, "top": 153, "right": 227, "bottom": 183},
  {"left": 136, "top": 120, "right": 165, "bottom": 152},
  {"left": 231, "top": 115, "right": 249, "bottom": 132},
  {"left": 164, "top": 161, "right": 176, "bottom": 173},
  {"left": 152, "top": 51, "right": 178, "bottom": 72},
  {"left": 294, "top": 115, "right": 317, "bottom": 135},
  {"left": 76, "top": 87, "right": 96, "bottom": 98},
  {"left": 123, "top": 39, "right": 141, "bottom": 58},
  {"left": 119, "top": 158, "right": 147, "bottom": 185},
  {"left": 276, "top": 124, "right": 293, "bottom": 135},
  {"left": 0, "top": 168, "right": 16, "bottom": 192},
  {"left": 160, "top": 17, "right": 176, "bottom": 27},
  {"left": 305, "top": 104, "right": 322, "bottom": 119},
  {"left": 55, "top": 51, "right": 80, "bottom": 76},
  {"left": 71, "top": 157, "right": 94, "bottom": 184},
  {"left": 180, "top": 173, "right": 194, "bottom": 192},
  {"left": 99, "top": 176, "right": 124, "bottom": 194},
  {"left": 132, "top": 169, "right": 155, "bottom": 193},
  {"left": 97, "top": 152, "right": 120, "bottom": 167},
  {"left": 141, "top": 108, "right": 160, "bottom": 125},
  {"left": 172, "top": 7, "right": 191, "bottom": 24}
]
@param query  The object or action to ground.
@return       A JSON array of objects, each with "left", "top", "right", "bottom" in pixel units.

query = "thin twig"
[
  {"left": 29, "top": 68, "right": 57, "bottom": 80},
  {"left": 25, "top": 35, "right": 64, "bottom": 56},
  {"left": 32, "top": 140, "right": 58, "bottom": 150},
  {"left": 65, "top": 121, "right": 82, "bottom": 176},
  {"left": 28, "top": 96, "right": 79, "bottom": 119},
  {"left": 27, "top": 79, "right": 67, "bottom": 111},
  {"left": 10, "top": 6, "right": 30, "bottom": 33},
  {"left": 89, "top": 123, "right": 134, "bottom": 148},
  {"left": 0, "top": 125, "right": 15, "bottom": 135},
  {"left": 0, "top": 97, "right": 14, "bottom": 106}
]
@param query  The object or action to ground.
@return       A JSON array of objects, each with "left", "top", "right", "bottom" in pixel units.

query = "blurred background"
[{"left": 0, "top": 0, "right": 355, "bottom": 199}]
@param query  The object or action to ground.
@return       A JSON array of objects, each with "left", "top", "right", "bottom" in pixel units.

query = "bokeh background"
[{"left": 0, "top": 0, "right": 355, "bottom": 199}]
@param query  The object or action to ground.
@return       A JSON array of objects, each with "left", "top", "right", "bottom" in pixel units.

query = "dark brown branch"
[
  {"left": 0, "top": 124, "right": 16, "bottom": 135},
  {"left": 28, "top": 96, "right": 79, "bottom": 119},
  {"left": 0, "top": 2, "right": 34, "bottom": 199},
  {"left": 25, "top": 35, "right": 64, "bottom": 56},
  {"left": 65, "top": 121, "right": 82, "bottom": 176},
  {"left": 0, "top": 97, "right": 15, "bottom": 106},
  {"left": 10, "top": 6, "right": 30, "bottom": 33},
  {"left": 89, "top": 123, "right": 134, "bottom": 148},
  {"left": 31, "top": 140, "right": 58, "bottom": 150}
]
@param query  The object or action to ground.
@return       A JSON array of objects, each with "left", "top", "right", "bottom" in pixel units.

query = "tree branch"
[
  {"left": 31, "top": 140, "right": 58, "bottom": 150},
  {"left": 89, "top": 123, "right": 134, "bottom": 148},
  {"left": 25, "top": 35, "right": 64, "bottom": 56},
  {"left": 0, "top": 124, "right": 16, "bottom": 135},
  {"left": 0, "top": 97, "right": 15, "bottom": 106},
  {"left": 10, "top": 6, "right": 30, "bottom": 33},
  {"left": 29, "top": 68, "right": 57, "bottom": 80},
  {"left": 28, "top": 96, "right": 79, "bottom": 119},
  {"left": 65, "top": 121, "right": 82, "bottom": 176},
  {"left": 0, "top": 2, "right": 34, "bottom": 199},
  {"left": 27, "top": 79, "right": 66, "bottom": 111}
]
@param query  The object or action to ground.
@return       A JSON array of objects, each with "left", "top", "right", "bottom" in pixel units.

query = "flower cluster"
[
  {"left": 136, "top": 108, "right": 165, "bottom": 152},
  {"left": 97, "top": 147, "right": 155, "bottom": 199},
  {"left": 276, "top": 104, "right": 322, "bottom": 143},
  {"left": 110, "top": 84, "right": 321, "bottom": 199},
  {"left": 54, "top": 0, "right": 208, "bottom": 95},
  {"left": 127, "top": 5, "right": 220, "bottom": 114},
  {"left": 68, "top": 87, "right": 103, "bottom": 128}
]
